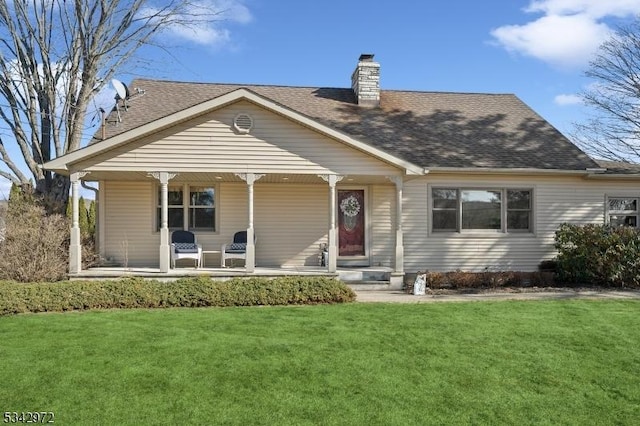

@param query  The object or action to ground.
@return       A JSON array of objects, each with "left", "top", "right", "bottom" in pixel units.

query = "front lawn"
[{"left": 1, "top": 301, "right": 639, "bottom": 425}]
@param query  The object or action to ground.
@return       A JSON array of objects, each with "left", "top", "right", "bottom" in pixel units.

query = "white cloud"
[
  {"left": 217, "top": 0, "right": 252, "bottom": 24},
  {"left": 554, "top": 93, "right": 583, "bottom": 105},
  {"left": 170, "top": 24, "right": 231, "bottom": 46},
  {"left": 526, "top": 0, "right": 640, "bottom": 18},
  {"left": 491, "top": 0, "right": 640, "bottom": 70},
  {"left": 141, "top": 0, "right": 252, "bottom": 47}
]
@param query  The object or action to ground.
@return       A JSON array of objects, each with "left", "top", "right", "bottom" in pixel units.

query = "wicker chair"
[
  {"left": 170, "top": 230, "right": 202, "bottom": 268},
  {"left": 221, "top": 231, "right": 255, "bottom": 267}
]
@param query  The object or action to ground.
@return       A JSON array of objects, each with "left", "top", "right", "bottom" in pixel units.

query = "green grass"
[{"left": 1, "top": 301, "right": 639, "bottom": 425}]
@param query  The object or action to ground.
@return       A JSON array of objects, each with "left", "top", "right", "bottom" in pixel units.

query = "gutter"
[
  {"left": 423, "top": 167, "right": 594, "bottom": 176},
  {"left": 584, "top": 173, "right": 640, "bottom": 180}
]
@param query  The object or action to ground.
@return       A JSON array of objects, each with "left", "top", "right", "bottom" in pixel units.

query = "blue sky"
[
  {"left": 2, "top": 0, "right": 640, "bottom": 198},
  {"left": 124, "top": 0, "right": 638, "bottom": 139}
]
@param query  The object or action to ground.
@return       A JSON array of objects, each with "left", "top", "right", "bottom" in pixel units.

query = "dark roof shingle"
[{"left": 97, "top": 79, "right": 598, "bottom": 170}]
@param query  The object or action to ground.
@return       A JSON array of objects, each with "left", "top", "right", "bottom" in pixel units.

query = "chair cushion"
[
  {"left": 225, "top": 242, "right": 246, "bottom": 253},
  {"left": 172, "top": 230, "right": 196, "bottom": 244},
  {"left": 233, "top": 231, "right": 248, "bottom": 244},
  {"left": 173, "top": 243, "right": 199, "bottom": 254}
]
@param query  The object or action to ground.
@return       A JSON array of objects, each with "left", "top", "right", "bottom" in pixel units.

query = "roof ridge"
[
  {"left": 128, "top": 78, "right": 515, "bottom": 97},
  {"left": 128, "top": 78, "right": 347, "bottom": 91}
]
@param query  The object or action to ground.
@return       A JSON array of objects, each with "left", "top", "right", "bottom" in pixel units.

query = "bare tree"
[
  {"left": 572, "top": 20, "right": 640, "bottom": 164},
  {"left": 0, "top": 0, "right": 221, "bottom": 211}
]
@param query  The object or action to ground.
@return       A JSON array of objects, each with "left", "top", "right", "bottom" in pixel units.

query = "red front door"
[{"left": 338, "top": 189, "right": 365, "bottom": 257}]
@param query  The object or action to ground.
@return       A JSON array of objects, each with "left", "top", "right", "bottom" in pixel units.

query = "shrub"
[
  {"left": 0, "top": 276, "right": 356, "bottom": 315},
  {"left": 405, "top": 270, "right": 555, "bottom": 292},
  {"left": 0, "top": 202, "right": 5, "bottom": 243},
  {"left": 538, "top": 260, "right": 557, "bottom": 273},
  {"left": 66, "top": 196, "right": 95, "bottom": 241},
  {"left": 0, "top": 198, "right": 69, "bottom": 282},
  {"left": 554, "top": 223, "right": 640, "bottom": 287}
]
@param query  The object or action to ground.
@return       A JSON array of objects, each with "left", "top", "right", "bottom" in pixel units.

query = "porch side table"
[{"left": 201, "top": 250, "right": 221, "bottom": 268}]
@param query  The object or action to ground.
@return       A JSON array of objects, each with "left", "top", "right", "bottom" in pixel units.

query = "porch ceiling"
[{"left": 81, "top": 171, "right": 400, "bottom": 185}]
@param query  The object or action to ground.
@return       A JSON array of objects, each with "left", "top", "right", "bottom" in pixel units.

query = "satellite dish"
[{"left": 111, "top": 79, "right": 129, "bottom": 101}]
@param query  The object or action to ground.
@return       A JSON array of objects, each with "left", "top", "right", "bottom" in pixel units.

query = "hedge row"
[
  {"left": 406, "top": 271, "right": 556, "bottom": 292},
  {"left": 0, "top": 276, "right": 356, "bottom": 315}
]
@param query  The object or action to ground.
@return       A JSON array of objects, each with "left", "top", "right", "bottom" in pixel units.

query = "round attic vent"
[{"left": 233, "top": 113, "right": 253, "bottom": 133}]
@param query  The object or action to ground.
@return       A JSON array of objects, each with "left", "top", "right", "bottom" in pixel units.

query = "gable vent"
[{"left": 233, "top": 113, "right": 253, "bottom": 133}]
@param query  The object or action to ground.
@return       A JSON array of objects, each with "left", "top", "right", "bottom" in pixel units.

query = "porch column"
[
  {"left": 149, "top": 172, "right": 177, "bottom": 272},
  {"left": 69, "top": 171, "right": 89, "bottom": 274},
  {"left": 236, "top": 173, "right": 265, "bottom": 273},
  {"left": 320, "top": 174, "right": 343, "bottom": 273},
  {"left": 388, "top": 176, "right": 404, "bottom": 273}
]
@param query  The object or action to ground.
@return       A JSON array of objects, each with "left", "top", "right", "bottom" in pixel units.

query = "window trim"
[
  {"left": 506, "top": 189, "right": 533, "bottom": 233},
  {"left": 154, "top": 183, "right": 219, "bottom": 234},
  {"left": 605, "top": 195, "right": 640, "bottom": 228},
  {"left": 429, "top": 186, "right": 534, "bottom": 235}
]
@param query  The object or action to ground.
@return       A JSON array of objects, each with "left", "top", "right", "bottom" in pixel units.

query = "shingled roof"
[
  {"left": 97, "top": 78, "right": 599, "bottom": 171},
  {"left": 595, "top": 160, "right": 640, "bottom": 174}
]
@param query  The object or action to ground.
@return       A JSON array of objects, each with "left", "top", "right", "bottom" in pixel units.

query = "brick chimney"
[{"left": 351, "top": 54, "right": 380, "bottom": 107}]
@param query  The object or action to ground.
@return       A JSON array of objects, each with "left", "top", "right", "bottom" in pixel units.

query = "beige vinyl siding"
[
  {"left": 196, "top": 183, "right": 330, "bottom": 267},
  {"left": 253, "top": 184, "right": 328, "bottom": 266},
  {"left": 103, "top": 181, "right": 158, "bottom": 266},
  {"left": 403, "top": 174, "right": 636, "bottom": 273},
  {"left": 76, "top": 101, "right": 398, "bottom": 176},
  {"left": 100, "top": 173, "right": 640, "bottom": 272},
  {"left": 370, "top": 184, "right": 395, "bottom": 266}
]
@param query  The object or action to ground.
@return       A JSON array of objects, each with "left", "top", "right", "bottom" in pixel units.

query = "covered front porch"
[{"left": 68, "top": 171, "right": 406, "bottom": 284}]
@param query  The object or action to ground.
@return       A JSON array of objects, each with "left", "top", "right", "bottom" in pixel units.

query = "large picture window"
[
  {"left": 461, "top": 190, "right": 501, "bottom": 230},
  {"left": 432, "top": 188, "right": 532, "bottom": 233},
  {"left": 157, "top": 185, "right": 216, "bottom": 231},
  {"left": 607, "top": 197, "right": 638, "bottom": 228}
]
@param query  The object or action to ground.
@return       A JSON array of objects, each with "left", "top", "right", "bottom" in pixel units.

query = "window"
[
  {"left": 163, "top": 187, "right": 184, "bottom": 229},
  {"left": 432, "top": 189, "right": 457, "bottom": 231},
  {"left": 189, "top": 187, "right": 215, "bottom": 230},
  {"left": 507, "top": 190, "right": 532, "bottom": 231},
  {"left": 432, "top": 188, "right": 532, "bottom": 233},
  {"left": 461, "top": 190, "right": 501, "bottom": 230},
  {"left": 157, "top": 185, "right": 216, "bottom": 231},
  {"left": 607, "top": 197, "right": 638, "bottom": 228}
]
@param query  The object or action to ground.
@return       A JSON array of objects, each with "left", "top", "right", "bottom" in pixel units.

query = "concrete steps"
[
  {"left": 347, "top": 281, "right": 393, "bottom": 291},
  {"left": 338, "top": 267, "right": 404, "bottom": 291}
]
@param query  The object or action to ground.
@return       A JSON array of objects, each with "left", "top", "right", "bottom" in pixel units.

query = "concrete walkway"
[{"left": 355, "top": 289, "right": 640, "bottom": 303}]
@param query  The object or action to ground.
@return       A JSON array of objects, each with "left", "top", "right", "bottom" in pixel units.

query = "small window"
[
  {"left": 608, "top": 197, "right": 639, "bottom": 228},
  {"left": 432, "top": 188, "right": 458, "bottom": 231},
  {"left": 189, "top": 187, "right": 215, "bottom": 230},
  {"left": 157, "top": 187, "right": 184, "bottom": 230},
  {"left": 507, "top": 190, "right": 532, "bottom": 231}
]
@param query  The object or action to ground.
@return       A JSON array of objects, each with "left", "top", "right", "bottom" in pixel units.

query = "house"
[{"left": 44, "top": 54, "right": 640, "bottom": 287}]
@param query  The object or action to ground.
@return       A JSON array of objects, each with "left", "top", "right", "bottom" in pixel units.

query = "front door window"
[{"left": 338, "top": 189, "right": 365, "bottom": 256}]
